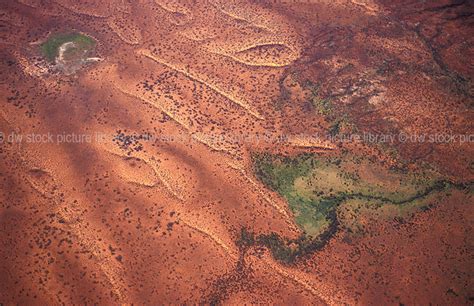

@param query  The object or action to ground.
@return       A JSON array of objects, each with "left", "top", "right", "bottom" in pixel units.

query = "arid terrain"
[{"left": 0, "top": 0, "right": 473, "bottom": 304}]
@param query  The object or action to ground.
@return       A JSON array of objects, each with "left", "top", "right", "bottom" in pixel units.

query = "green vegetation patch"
[
  {"left": 249, "top": 152, "right": 467, "bottom": 263},
  {"left": 40, "top": 32, "right": 96, "bottom": 62},
  {"left": 252, "top": 153, "right": 448, "bottom": 239}
]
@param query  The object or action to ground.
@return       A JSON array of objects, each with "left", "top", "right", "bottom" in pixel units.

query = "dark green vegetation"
[
  {"left": 237, "top": 220, "right": 338, "bottom": 264},
  {"left": 40, "top": 32, "right": 95, "bottom": 62},
  {"left": 250, "top": 152, "right": 469, "bottom": 264}
]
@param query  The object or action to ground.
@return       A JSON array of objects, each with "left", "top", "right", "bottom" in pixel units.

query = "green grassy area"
[
  {"left": 249, "top": 152, "right": 464, "bottom": 263},
  {"left": 253, "top": 153, "right": 445, "bottom": 239},
  {"left": 253, "top": 153, "right": 338, "bottom": 238},
  {"left": 40, "top": 32, "right": 95, "bottom": 62}
]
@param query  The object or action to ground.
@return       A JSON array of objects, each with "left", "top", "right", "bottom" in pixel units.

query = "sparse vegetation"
[
  {"left": 306, "top": 84, "right": 356, "bottom": 136},
  {"left": 310, "top": 87, "right": 332, "bottom": 116},
  {"left": 328, "top": 115, "right": 355, "bottom": 136}
]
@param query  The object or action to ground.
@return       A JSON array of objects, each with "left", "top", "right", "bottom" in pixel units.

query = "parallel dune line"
[
  {"left": 103, "top": 149, "right": 186, "bottom": 201},
  {"left": 114, "top": 86, "right": 237, "bottom": 156},
  {"left": 261, "top": 258, "right": 341, "bottom": 305},
  {"left": 154, "top": 0, "right": 190, "bottom": 15},
  {"left": 113, "top": 84, "right": 192, "bottom": 132},
  {"left": 138, "top": 49, "right": 264, "bottom": 120},
  {"left": 206, "top": 40, "right": 300, "bottom": 58},
  {"left": 227, "top": 161, "right": 296, "bottom": 226},
  {"left": 179, "top": 218, "right": 239, "bottom": 260},
  {"left": 208, "top": 50, "right": 293, "bottom": 68},
  {"left": 214, "top": 8, "right": 273, "bottom": 32},
  {"left": 191, "top": 132, "right": 239, "bottom": 156},
  {"left": 23, "top": 167, "right": 127, "bottom": 303}
]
